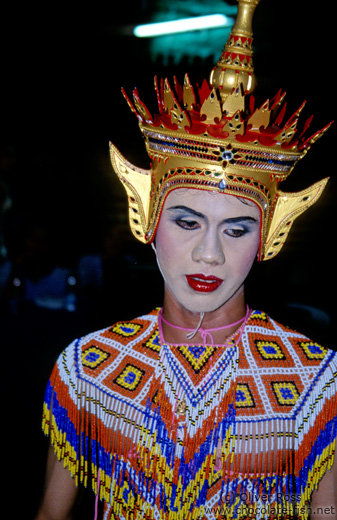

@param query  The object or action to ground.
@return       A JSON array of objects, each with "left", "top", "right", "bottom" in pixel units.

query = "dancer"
[{"left": 35, "top": 1, "right": 336, "bottom": 518}]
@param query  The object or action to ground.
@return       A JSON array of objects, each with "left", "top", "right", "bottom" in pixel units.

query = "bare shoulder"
[{"left": 35, "top": 445, "right": 79, "bottom": 520}]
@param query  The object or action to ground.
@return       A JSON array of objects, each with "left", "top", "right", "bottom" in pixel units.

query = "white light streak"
[{"left": 134, "top": 14, "right": 234, "bottom": 38}]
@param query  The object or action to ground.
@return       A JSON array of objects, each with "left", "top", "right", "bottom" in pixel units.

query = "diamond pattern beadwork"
[{"left": 43, "top": 308, "right": 337, "bottom": 520}]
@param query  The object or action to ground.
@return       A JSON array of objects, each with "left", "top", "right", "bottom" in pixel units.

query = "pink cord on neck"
[{"left": 159, "top": 305, "right": 250, "bottom": 346}]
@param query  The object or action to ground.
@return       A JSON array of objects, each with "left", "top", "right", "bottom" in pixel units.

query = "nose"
[{"left": 192, "top": 228, "right": 225, "bottom": 265}]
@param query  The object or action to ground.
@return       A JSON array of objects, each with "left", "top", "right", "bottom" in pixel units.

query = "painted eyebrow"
[
  {"left": 167, "top": 205, "right": 204, "bottom": 218},
  {"left": 167, "top": 205, "right": 258, "bottom": 224}
]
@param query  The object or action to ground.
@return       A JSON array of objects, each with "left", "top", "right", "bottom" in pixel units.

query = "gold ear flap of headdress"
[
  {"left": 262, "top": 177, "right": 329, "bottom": 260},
  {"left": 109, "top": 142, "right": 152, "bottom": 243}
]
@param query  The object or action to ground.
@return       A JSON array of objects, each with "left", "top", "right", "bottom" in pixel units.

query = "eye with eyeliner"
[
  {"left": 224, "top": 227, "right": 248, "bottom": 238},
  {"left": 173, "top": 217, "right": 200, "bottom": 230},
  {"left": 224, "top": 220, "right": 259, "bottom": 238},
  {"left": 168, "top": 206, "right": 259, "bottom": 236},
  {"left": 174, "top": 219, "right": 252, "bottom": 237}
]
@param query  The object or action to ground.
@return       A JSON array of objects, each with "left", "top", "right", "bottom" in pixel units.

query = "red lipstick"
[{"left": 186, "top": 274, "right": 223, "bottom": 293}]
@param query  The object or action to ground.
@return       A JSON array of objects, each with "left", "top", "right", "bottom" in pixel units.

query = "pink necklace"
[{"left": 158, "top": 305, "right": 251, "bottom": 346}]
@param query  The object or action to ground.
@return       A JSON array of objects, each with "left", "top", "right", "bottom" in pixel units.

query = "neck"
[{"left": 161, "top": 287, "right": 248, "bottom": 345}]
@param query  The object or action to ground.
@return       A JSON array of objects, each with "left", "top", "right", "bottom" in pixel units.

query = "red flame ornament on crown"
[{"left": 109, "top": 0, "right": 331, "bottom": 260}]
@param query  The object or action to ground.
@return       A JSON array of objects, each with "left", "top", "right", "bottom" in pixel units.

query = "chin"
[
  {"left": 172, "top": 283, "right": 245, "bottom": 316},
  {"left": 176, "top": 293, "right": 233, "bottom": 315}
]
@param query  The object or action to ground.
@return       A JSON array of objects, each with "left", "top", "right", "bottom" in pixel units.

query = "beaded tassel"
[{"left": 42, "top": 309, "right": 337, "bottom": 520}]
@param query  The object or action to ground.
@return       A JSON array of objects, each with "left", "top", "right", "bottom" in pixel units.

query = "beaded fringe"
[{"left": 42, "top": 344, "right": 337, "bottom": 520}]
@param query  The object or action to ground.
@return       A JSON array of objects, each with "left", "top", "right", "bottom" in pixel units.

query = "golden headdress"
[{"left": 110, "top": 0, "right": 331, "bottom": 260}]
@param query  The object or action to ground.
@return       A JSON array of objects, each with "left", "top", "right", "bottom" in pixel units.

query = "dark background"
[{"left": 0, "top": 1, "right": 335, "bottom": 517}]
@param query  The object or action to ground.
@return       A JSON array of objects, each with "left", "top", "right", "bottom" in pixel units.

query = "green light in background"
[
  {"left": 142, "top": 0, "right": 237, "bottom": 65},
  {"left": 134, "top": 14, "right": 234, "bottom": 37}
]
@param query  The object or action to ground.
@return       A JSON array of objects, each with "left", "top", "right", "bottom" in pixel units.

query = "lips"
[{"left": 186, "top": 274, "right": 223, "bottom": 293}]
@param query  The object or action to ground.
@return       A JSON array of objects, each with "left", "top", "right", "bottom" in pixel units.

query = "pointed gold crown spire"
[
  {"left": 210, "top": 0, "right": 261, "bottom": 107},
  {"left": 110, "top": 0, "right": 331, "bottom": 260}
]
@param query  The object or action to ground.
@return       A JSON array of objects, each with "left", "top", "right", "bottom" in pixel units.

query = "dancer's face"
[{"left": 154, "top": 189, "right": 261, "bottom": 314}]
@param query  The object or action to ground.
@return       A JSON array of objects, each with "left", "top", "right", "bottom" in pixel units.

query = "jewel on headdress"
[
  {"left": 222, "top": 151, "right": 233, "bottom": 161},
  {"left": 218, "top": 179, "right": 227, "bottom": 191}
]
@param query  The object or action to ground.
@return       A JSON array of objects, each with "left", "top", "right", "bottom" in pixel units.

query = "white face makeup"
[{"left": 154, "top": 189, "right": 261, "bottom": 314}]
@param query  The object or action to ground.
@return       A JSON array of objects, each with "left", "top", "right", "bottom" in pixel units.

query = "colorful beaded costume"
[
  {"left": 43, "top": 309, "right": 337, "bottom": 519},
  {"left": 41, "top": 1, "right": 336, "bottom": 518}
]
